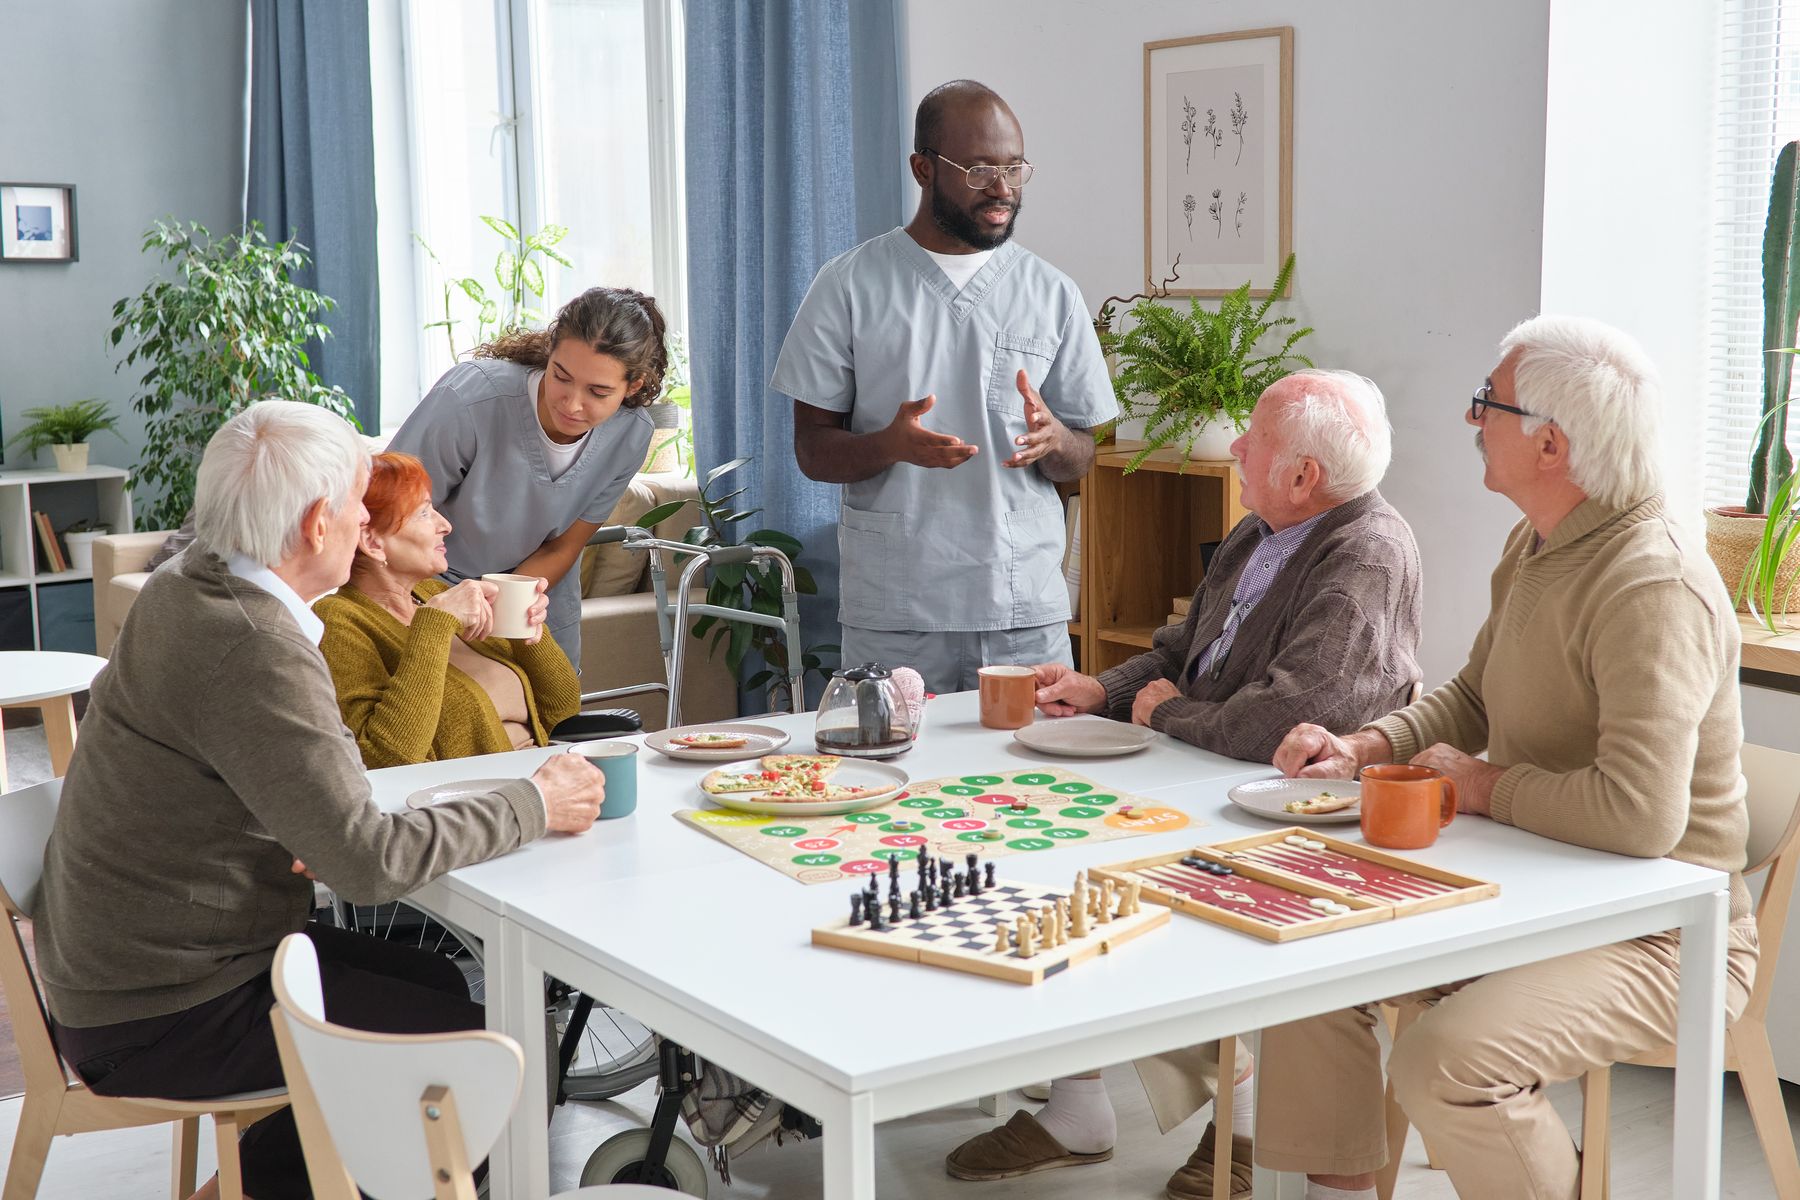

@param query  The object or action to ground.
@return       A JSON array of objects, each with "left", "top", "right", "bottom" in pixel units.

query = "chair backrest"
[
  {"left": 268, "top": 934, "right": 526, "bottom": 1200},
  {"left": 0, "top": 779, "right": 70, "bottom": 1091},
  {"left": 1738, "top": 743, "right": 1800, "bottom": 1021}
]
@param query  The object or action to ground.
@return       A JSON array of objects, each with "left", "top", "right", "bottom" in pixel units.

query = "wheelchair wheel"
[
  {"left": 554, "top": 995, "right": 660, "bottom": 1101},
  {"left": 579, "top": 1128, "right": 708, "bottom": 1195}
]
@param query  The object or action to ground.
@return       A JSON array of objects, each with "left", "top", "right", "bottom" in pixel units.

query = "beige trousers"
[
  {"left": 1134, "top": 1039, "right": 1254, "bottom": 1135},
  {"left": 1255, "top": 921, "right": 1758, "bottom": 1200}
]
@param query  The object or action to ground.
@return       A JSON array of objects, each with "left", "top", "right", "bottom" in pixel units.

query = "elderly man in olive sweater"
[
  {"left": 1262, "top": 317, "right": 1759, "bottom": 1200},
  {"left": 946, "top": 370, "right": 1421, "bottom": 1198},
  {"left": 33, "top": 401, "right": 605, "bottom": 1200}
]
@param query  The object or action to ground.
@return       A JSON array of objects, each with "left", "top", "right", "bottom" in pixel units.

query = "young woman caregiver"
[{"left": 387, "top": 286, "right": 666, "bottom": 671}]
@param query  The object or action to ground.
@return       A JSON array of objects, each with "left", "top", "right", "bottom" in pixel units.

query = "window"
[
  {"left": 1706, "top": 0, "right": 1800, "bottom": 507},
  {"left": 372, "top": 0, "right": 686, "bottom": 431}
]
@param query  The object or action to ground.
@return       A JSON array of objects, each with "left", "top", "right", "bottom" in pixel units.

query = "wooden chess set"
[
  {"left": 1091, "top": 827, "right": 1498, "bottom": 943},
  {"left": 811, "top": 852, "right": 1169, "bottom": 985}
]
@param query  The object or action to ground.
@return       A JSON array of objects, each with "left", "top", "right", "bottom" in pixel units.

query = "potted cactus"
[{"left": 1707, "top": 141, "right": 1800, "bottom": 627}]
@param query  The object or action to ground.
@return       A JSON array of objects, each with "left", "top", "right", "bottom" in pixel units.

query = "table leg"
[
  {"left": 977, "top": 1092, "right": 1008, "bottom": 1117},
  {"left": 820, "top": 1089, "right": 875, "bottom": 1200},
  {"left": 1672, "top": 888, "right": 1728, "bottom": 1200},
  {"left": 0, "top": 707, "right": 9, "bottom": 793},
  {"left": 37, "top": 696, "right": 78, "bottom": 776},
  {"left": 490, "top": 922, "right": 552, "bottom": 1200}
]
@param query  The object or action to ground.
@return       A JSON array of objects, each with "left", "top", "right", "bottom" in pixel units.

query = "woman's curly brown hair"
[{"left": 473, "top": 287, "right": 668, "bottom": 408}]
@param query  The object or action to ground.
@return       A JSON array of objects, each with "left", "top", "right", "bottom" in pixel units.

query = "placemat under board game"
[
  {"left": 677, "top": 767, "right": 1196, "bottom": 884},
  {"left": 1091, "top": 827, "right": 1498, "bottom": 943}
]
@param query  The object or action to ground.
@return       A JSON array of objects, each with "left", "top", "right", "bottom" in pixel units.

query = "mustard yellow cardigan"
[{"left": 314, "top": 579, "right": 582, "bottom": 768}]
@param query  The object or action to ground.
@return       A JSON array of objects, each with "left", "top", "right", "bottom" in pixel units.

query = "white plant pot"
[
  {"left": 64, "top": 530, "right": 107, "bottom": 573},
  {"left": 50, "top": 442, "right": 90, "bottom": 473},
  {"left": 1187, "top": 416, "right": 1240, "bottom": 462}
]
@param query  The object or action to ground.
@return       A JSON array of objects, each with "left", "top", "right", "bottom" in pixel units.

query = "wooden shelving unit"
[{"left": 1073, "top": 441, "right": 1246, "bottom": 676}]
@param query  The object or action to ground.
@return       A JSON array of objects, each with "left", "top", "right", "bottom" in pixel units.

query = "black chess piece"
[
  {"left": 953, "top": 874, "right": 965, "bottom": 899},
  {"left": 984, "top": 861, "right": 997, "bottom": 888},
  {"left": 909, "top": 892, "right": 922, "bottom": 920},
  {"left": 850, "top": 893, "right": 865, "bottom": 926},
  {"left": 939, "top": 856, "right": 953, "bottom": 883},
  {"left": 869, "top": 902, "right": 886, "bottom": 931},
  {"left": 966, "top": 852, "right": 979, "bottom": 876},
  {"left": 888, "top": 895, "right": 901, "bottom": 923},
  {"left": 939, "top": 881, "right": 952, "bottom": 908},
  {"left": 924, "top": 887, "right": 937, "bottom": 912},
  {"left": 889, "top": 856, "right": 901, "bottom": 885}
]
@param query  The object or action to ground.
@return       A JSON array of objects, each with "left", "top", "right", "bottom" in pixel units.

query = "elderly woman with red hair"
[{"left": 315, "top": 451, "right": 581, "bottom": 768}]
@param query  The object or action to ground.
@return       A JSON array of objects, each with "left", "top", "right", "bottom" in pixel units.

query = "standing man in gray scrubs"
[{"left": 771, "top": 80, "right": 1117, "bottom": 694}]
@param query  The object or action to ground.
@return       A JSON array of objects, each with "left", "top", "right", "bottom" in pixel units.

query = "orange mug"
[
  {"left": 978, "top": 665, "right": 1036, "bottom": 730},
  {"left": 1358, "top": 763, "right": 1457, "bottom": 849}
]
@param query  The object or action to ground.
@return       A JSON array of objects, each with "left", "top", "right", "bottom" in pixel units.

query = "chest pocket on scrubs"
[
  {"left": 838, "top": 505, "right": 901, "bottom": 625},
  {"left": 986, "top": 331, "right": 1059, "bottom": 418}
]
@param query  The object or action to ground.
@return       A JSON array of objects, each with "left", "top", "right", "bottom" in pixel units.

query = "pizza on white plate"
[
  {"left": 1284, "top": 790, "right": 1359, "bottom": 815},
  {"left": 670, "top": 731, "right": 752, "bottom": 749}
]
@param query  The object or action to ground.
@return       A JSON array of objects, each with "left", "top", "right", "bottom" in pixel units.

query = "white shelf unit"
[{"left": 0, "top": 465, "right": 133, "bottom": 652}]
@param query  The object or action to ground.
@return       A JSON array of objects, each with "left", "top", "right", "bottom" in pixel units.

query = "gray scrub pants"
[{"left": 840, "top": 623, "right": 1072, "bottom": 695}]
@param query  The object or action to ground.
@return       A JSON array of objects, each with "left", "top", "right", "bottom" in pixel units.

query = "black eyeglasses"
[
  {"left": 921, "top": 149, "right": 1034, "bottom": 190},
  {"left": 1470, "top": 383, "right": 1539, "bottom": 422}
]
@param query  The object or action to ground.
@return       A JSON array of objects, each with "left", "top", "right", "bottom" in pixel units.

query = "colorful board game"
[
  {"left": 812, "top": 855, "right": 1169, "bottom": 985},
  {"left": 1092, "top": 827, "right": 1498, "bottom": 943},
  {"left": 678, "top": 767, "right": 1194, "bottom": 884}
]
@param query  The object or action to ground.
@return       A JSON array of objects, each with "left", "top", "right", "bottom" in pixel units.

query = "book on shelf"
[{"left": 33, "top": 511, "right": 68, "bottom": 573}]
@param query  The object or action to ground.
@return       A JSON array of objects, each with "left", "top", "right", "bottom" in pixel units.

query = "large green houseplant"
[
  {"left": 110, "top": 220, "right": 358, "bottom": 531},
  {"left": 1098, "top": 253, "right": 1312, "bottom": 473},
  {"left": 1706, "top": 142, "right": 1800, "bottom": 629},
  {"left": 415, "top": 216, "right": 572, "bottom": 362},
  {"left": 6, "top": 398, "right": 122, "bottom": 472}
]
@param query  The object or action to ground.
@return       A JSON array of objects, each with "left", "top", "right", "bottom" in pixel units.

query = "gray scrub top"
[
  {"left": 387, "top": 358, "right": 652, "bottom": 666},
  {"left": 771, "top": 228, "right": 1116, "bottom": 633}
]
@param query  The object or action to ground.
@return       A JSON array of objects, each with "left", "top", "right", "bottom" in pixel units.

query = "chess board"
[
  {"left": 1092, "top": 827, "right": 1498, "bottom": 943},
  {"left": 678, "top": 767, "right": 1195, "bottom": 885},
  {"left": 812, "top": 877, "right": 1169, "bottom": 985}
]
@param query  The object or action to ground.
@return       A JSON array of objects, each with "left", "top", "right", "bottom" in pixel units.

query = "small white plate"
[
  {"left": 1227, "top": 778, "right": 1362, "bottom": 825},
  {"left": 644, "top": 722, "right": 792, "bottom": 762},
  {"left": 698, "top": 759, "right": 909, "bottom": 817},
  {"left": 405, "top": 778, "right": 518, "bottom": 810},
  {"left": 1011, "top": 717, "right": 1157, "bottom": 758}
]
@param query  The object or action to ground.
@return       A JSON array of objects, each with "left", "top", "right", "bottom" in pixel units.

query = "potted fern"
[
  {"left": 5, "top": 398, "right": 122, "bottom": 472},
  {"left": 1706, "top": 142, "right": 1800, "bottom": 628},
  {"left": 1099, "top": 254, "right": 1312, "bottom": 472}
]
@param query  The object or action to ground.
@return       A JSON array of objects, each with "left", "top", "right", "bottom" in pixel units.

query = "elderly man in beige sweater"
[
  {"left": 34, "top": 401, "right": 605, "bottom": 1200},
  {"left": 1261, "top": 316, "right": 1759, "bottom": 1200}
]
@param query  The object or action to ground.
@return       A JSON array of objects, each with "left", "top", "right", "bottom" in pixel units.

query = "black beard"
[{"left": 930, "top": 176, "right": 1020, "bottom": 251}]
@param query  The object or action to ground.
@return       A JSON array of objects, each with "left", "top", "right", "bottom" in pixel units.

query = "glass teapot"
[{"left": 814, "top": 662, "right": 917, "bottom": 758}]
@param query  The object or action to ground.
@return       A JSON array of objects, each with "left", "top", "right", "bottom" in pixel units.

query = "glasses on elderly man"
[
  {"left": 1469, "top": 383, "right": 1539, "bottom": 422},
  {"left": 922, "top": 150, "right": 1035, "bottom": 190}
]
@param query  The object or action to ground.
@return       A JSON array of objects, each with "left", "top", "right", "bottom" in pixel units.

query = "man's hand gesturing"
[{"left": 882, "top": 395, "right": 979, "bottom": 469}]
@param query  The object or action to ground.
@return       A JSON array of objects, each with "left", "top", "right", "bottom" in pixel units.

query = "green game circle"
[
  {"left": 922, "top": 807, "right": 967, "bottom": 820},
  {"left": 1044, "top": 827, "right": 1090, "bottom": 840},
  {"left": 1049, "top": 781, "right": 1094, "bottom": 795},
  {"left": 899, "top": 796, "right": 937, "bottom": 809},
  {"left": 1082, "top": 794, "right": 1120, "bottom": 805},
  {"left": 940, "top": 784, "right": 984, "bottom": 797},
  {"left": 1007, "top": 837, "right": 1056, "bottom": 852},
  {"left": 960, "top": 775, "right": 1005, "bottom": 786},
  {"left": 1011, "top": 773, "right": 1056, "bottom": 786},
  {"left": 871, "top": 847, "right": 919, "bottom": 862},
  {"left": 791, "top": 853, "right": 841, "bottom": 866},
  {"left": 1060, "top": 806, "right": 1105, "bottom": 819},
  {"left": 759, "top": 825, "right": 807, "bottom": 838},
  {"left": 847, "top": 812, "right": 891, "bottom": 825},
  {"left": 882, "top": 821, "right": 924, "bottom": 833},
  {"left": 995, "top": 804, "right": 1039, "bottom": 817},
  {"left": 957, "top": 830, "right": 1004, "bottom": 844},
  {"left": 1005, "top": 818, "right": 1053, "bottom": 830}
]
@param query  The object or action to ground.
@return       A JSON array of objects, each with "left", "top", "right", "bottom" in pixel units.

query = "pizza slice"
[
  {"left": 763, "top": 753, "right": 842, "bottom": 775},
  {"left": 1284, "top": 790, "right": 1359, "bottom": 815},
  {"left": 763, "top": 780, "right": 871, "bottom": 802},
  {"left": 700, "top": 767, "right": 778, "bottom": 795},
  {"left": 671, "top": 731, "right": 752, "bottom": 750}
]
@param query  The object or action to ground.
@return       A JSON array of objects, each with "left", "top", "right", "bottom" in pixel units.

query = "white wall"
[{"left": 902, "top": 0, "right": 1551, "bottom": 685}]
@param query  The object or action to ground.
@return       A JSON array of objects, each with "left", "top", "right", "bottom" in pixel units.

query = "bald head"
[
  {"left": 914, "top": 79, "right": 1014, "bottom": 153},
  {"left": 1263, "top": 370, "right": 1392, "bottom": 502}
]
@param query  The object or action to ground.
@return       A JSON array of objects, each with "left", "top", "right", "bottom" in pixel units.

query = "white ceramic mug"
[{"left": 481, "top": 573, "right": 538, "bottom": 639}]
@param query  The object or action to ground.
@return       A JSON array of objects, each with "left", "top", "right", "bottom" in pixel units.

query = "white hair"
[
  {"left": 192, "top": 401, "right": 368, "bottom": 567},
  {"left": 1270, "top": 369, "right": 1393, "bottom": 502},
  {"left": 1498, "top": 315, "right": 1662, "bottom": 508}
]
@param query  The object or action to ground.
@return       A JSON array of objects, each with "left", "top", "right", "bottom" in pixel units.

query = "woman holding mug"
[
  {"left": 387, "top": 286, "right": 666, "bottom": 669},
  {"left": 315, "top": 452, "right": 581, "bottom": 769}
]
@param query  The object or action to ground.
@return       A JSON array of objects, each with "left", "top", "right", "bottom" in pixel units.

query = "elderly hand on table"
[
  {"left": 1032, "top": 663, "right": 1106, "bottom": 716},
  {"left": 1409, "top": 743, "right": 1503, "bottom": 817},
  {"left": 1130, "top": 679, "right": 1182, "bottom": 727},
  {"left": 533, "top": 752, "right": 606, "bottom": 833}
]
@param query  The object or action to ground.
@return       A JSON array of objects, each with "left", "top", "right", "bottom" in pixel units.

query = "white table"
[
  {"left": 0, "top": 650, "right": 105, "bottom": 792},
  {"left": 369, "top": 693, "right": 1732, "bottom": 1200}
]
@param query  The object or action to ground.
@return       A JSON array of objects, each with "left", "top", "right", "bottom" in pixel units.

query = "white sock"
[
  {"left": 1305, "top": 1184, "right": 1375, "bottom": 1200},
  {"left": 1032, "top": 1073, "right": 1116, "bottom": 1155},
  {"left": 1230, "top": 1068, "right": 1254, "bottom": 1139}
]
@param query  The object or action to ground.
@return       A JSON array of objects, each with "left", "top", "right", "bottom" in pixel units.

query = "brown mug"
[
  {"left": 978, "top": 665, "right": 1036, "bottom": 730},
  {"left": 1358, "top": 763, "right": 1457, "bottom": 849}
]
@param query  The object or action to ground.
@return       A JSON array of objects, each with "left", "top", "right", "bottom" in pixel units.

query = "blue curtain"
[
  {"left": 245, "top": 0, "right": 381, "bottom": 431},
  {"left": 686, "top": 0, "right": 902, "bottom": 702}
]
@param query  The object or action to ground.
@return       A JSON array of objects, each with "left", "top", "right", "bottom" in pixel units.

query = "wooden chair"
[
  {"left": 1377, "top": 743, "right": 1800, "bottom": 1200},
  {"left": 1575, "top": 742, "right": 1800, "bottom": 1200},
  {"left": 267, "top": 933, "right": 666, "bottom": 1199},
  {"left": 0, "top": 779, "right": 288, "bottom": 1200}
]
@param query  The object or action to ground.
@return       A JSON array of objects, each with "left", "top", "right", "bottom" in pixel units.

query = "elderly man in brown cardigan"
[
  {"left": 1261, "top": 316, "right": 1759, "bottom": 1200},
  {"left": 33, "top": 401, "right": 606, "bottom": 1200},
  {"left": 947, "top": 369, "right": 1422, "bottom": 1197}
]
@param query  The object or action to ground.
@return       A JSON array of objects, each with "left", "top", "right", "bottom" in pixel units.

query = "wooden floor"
[{"left": 1, "top": 1061, "right": 1795, "bottom": 1198}]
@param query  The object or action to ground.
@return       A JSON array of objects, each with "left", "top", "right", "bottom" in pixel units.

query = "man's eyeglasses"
[
  {"left": 1470, "top": 383, "right": 1539, "bottom": 422},
  {"left": 922, "top": 149, "right": 1035, "bottom": 190}
]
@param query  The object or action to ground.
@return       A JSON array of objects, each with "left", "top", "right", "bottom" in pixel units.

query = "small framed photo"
[
  {"left": 1144, "top": 28, "right": 1292, "bottom": 297},
  {"left": 1, "top": 183, "right": 78, "bottom": 263}
]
